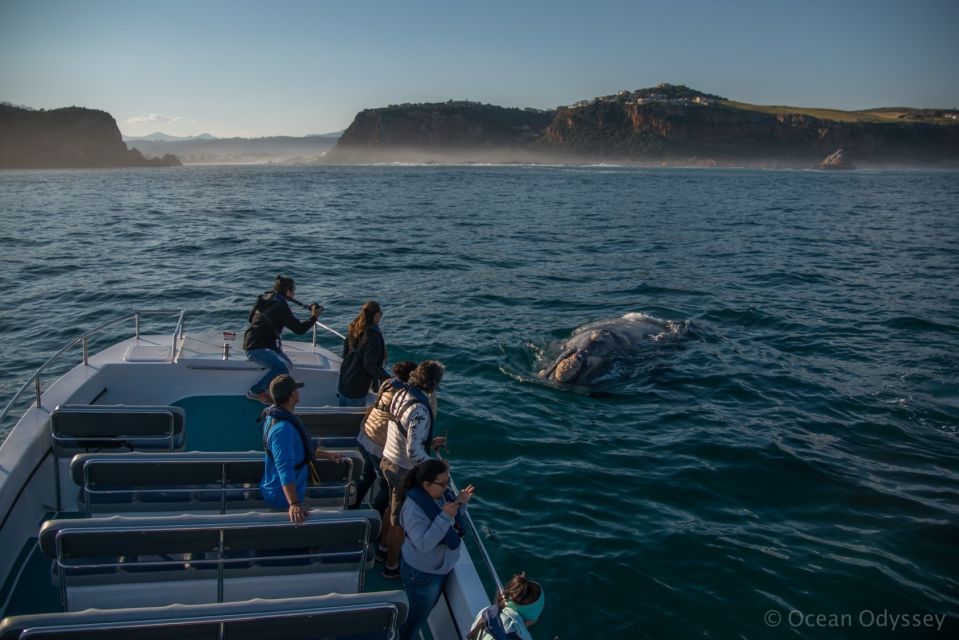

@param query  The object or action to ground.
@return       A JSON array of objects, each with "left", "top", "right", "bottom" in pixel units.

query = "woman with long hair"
[
  {"left": 337, "top": 301, "right": 389, "bottom": 406},
  {"left": 396, "top": 459, "right": 475, "bottom": 640}
]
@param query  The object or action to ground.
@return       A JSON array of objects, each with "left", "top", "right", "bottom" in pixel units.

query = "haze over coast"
[{"left": 3, "top": 84, "right": 957, "bottom": 169}]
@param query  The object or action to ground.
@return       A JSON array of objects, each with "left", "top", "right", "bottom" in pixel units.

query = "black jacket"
[
  {"left": 337, "top": 325, "right": 389, "bottom": 399},
  {"left": 242, "top": 292, "right": 315, "bottom": 352}
]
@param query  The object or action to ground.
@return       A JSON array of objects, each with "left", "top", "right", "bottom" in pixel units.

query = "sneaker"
[
  {"left": 381, "top": 565, "right": 400, "bottom": 580},
  {"left": 375, "top": 546, "right": 387, "bottom": 564},
  {"left": 245, "top": 390, "right": 272, "bottom": 404}
]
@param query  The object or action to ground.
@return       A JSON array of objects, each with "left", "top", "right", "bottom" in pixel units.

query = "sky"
[{"left": 1, "top": 0, "right": 957, "bottom": 138}]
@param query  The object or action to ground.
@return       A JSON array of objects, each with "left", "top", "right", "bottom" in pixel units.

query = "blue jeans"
[
  {"left": 338, "top": 394, "right": 367, "bottom": 407},
  {"left": 399, "top": 560, "right": 448, "bottom": 640},
  {"left": 247, "top": 348, "right": 292, "bottom": 394},
  {"left": 353, "top": 447, "right": 389, "bottom": 513}
]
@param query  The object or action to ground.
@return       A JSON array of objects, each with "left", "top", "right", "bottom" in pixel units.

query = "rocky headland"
[
  {"left": 328, "top": 85, "right": 959, "bottom": 168},
  {"left": 0, "top": 103, "right": 180, "bottom": 169},
  {"left": 327, "top": 101, "right": 555, "bottom": 163}
]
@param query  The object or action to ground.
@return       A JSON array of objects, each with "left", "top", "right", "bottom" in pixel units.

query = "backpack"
[
  {"left": 389, "top": 385, "right": 434, "bottom": 439},
  {"left": 466, "top": 605, "right": 523, "bottom": 640}
]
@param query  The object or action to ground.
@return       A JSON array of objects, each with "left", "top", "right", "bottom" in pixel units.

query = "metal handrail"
[
  {"left": 438, "top": 452, "right": 505, "bottom": 599},
  {"left": 0, "top": 310, "right": 184, "bottom": 423},
  {"left": 313, "top": 321, "right": 346, "bottom": 347}
]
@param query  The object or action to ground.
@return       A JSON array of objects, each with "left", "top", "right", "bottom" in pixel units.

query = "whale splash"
[{"left": 537, "top": 313, "right": 688, "bottom": 387}]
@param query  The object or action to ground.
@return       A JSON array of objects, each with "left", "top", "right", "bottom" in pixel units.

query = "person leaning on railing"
[
  {"left": 337, "top": 300, "right": 390, "bottom": 407},
  {"left": 243, "top": 275, "right": 323, "bottom": 404},
  {"left": 396, "top": 459, "right": 475, "bottom": 640},
  {"left": 355, "top": 360, "right": 418, "bottom": 563},
  {"left": 467, "top": 572, "right": 546, "bottom": 640},
  {"left": 379, "top": 360, "right": 448, "bottom": 578}
]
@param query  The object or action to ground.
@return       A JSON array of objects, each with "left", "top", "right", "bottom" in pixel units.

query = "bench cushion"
[{"left": 0, "top": 592, "right": 408, "bottom": 640}]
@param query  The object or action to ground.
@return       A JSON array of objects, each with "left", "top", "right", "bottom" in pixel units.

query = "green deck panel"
[{"left": 173, "top": 395, "right": 266, "bottom": 452}]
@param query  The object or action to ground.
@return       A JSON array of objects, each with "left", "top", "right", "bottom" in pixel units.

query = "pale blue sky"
[{"left": 1, "top": 0, "right": 957, "bottom": 137}]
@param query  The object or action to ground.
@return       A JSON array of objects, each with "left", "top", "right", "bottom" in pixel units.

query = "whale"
[{"left": 538, "top": 313, "right": 685, "bottom": 386}]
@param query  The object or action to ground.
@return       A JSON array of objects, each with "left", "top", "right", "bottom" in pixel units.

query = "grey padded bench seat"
[
  {"left": 0, "top": 591, "right": 408, "bottom": 640},
  {"left": 39, "top": 511, "right": 381, "bottom": 611},
  {"left": 69, "top": 451, "right": 364, "bottom": 514},
  {"left": 51, "top": 405, "right": 186, "bottom": 453},
  {"left": 296, "top": 406, "right": 366, "bottom": 448}
]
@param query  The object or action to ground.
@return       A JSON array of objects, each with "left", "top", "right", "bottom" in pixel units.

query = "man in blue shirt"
[{"left": 260, "top": 374, "right": 342, "bottom": 523}]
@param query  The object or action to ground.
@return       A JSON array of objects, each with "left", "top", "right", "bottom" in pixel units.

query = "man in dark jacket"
[{"left": 243, "top": 275, "right": 323, "bottom": 403}]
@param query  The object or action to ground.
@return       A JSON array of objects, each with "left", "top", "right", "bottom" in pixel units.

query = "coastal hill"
[
  {"left": 0, "top": 103, "right": 180, "bottom": 169},
  {"left": 328, "top": 85, "right": 959, "bottom": 167},
  {"left": 328, "top": 101, "right": 555, "bottom": 163}
]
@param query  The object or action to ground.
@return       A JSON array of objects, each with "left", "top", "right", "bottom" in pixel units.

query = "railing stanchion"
[
  {"left": 313, "top": 323, "right": 318, "bottom": 348},
  {"left": 171, "top": 311, "right": 185, "bottom": 363},
  {"left": 0, "top": 310, "right": 185, "bottom": 428},
  {"left": 135, "top": 313, "right": 140, "bottom": 339}
]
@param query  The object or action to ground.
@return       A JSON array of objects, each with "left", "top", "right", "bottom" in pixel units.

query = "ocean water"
[{"left": 1, "top": 165, "right": 957, "bottom": 638}]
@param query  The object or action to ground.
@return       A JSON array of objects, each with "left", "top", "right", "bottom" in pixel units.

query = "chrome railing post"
[
  {"left": 135, "top": 313, "right": 140, "bottom": 339},
  {"left": 312, "top": 323, "right": 318, "bottom": 348},
  {"left": 0, "top": 310, "right": 186, "bottom": 427},
  {"left": 82, "top": 336, "right": 89, "bottom": 366},
  {"left": 171, "top": 311, "right": 186, "bottom": 363}
]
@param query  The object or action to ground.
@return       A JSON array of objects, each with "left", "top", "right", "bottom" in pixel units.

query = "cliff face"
[
  {"left": 330, "top": 86, "right": 959, "bottom": 166},
  {"left": 533, "top": 101, "right": 959, "bottom": 164},
  {"left": 0, "top": 104, "right": 180, "bottom": 168},
  {"left": 329, "top": 102, "right": 555, "bottom": 161}
]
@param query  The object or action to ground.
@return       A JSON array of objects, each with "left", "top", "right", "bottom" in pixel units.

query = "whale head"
[{"left": 552, "top": 351, "right": 586, "bottom": 383}]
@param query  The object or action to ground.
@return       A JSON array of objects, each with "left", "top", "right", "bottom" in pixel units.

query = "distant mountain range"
[
  {"left": 122, "top": 132, "right": 217, "bottom": 142},
  {"left": 124, "top": 132, "right": 343, "bottom": 164}
]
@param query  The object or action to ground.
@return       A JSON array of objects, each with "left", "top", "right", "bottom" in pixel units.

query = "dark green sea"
[{"left": 1, "top": 165, "right": 957, "bottom": 638}]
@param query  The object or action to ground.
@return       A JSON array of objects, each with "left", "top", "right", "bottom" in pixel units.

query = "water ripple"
[{"left": 1, "top": 166, "right": 957, "bottom": 638}]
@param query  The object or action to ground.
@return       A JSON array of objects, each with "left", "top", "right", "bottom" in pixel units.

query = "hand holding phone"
[{"left": 457, "top": 484, "right": 475, "bottom": 506}]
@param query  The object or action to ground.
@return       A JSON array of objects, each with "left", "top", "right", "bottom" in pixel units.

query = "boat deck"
[
  {"left": 0, "top": 323, "right": 492, "bottom": 639},
  {"left": 0, "top": 394, "right": 420, "bottom": 626}
]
